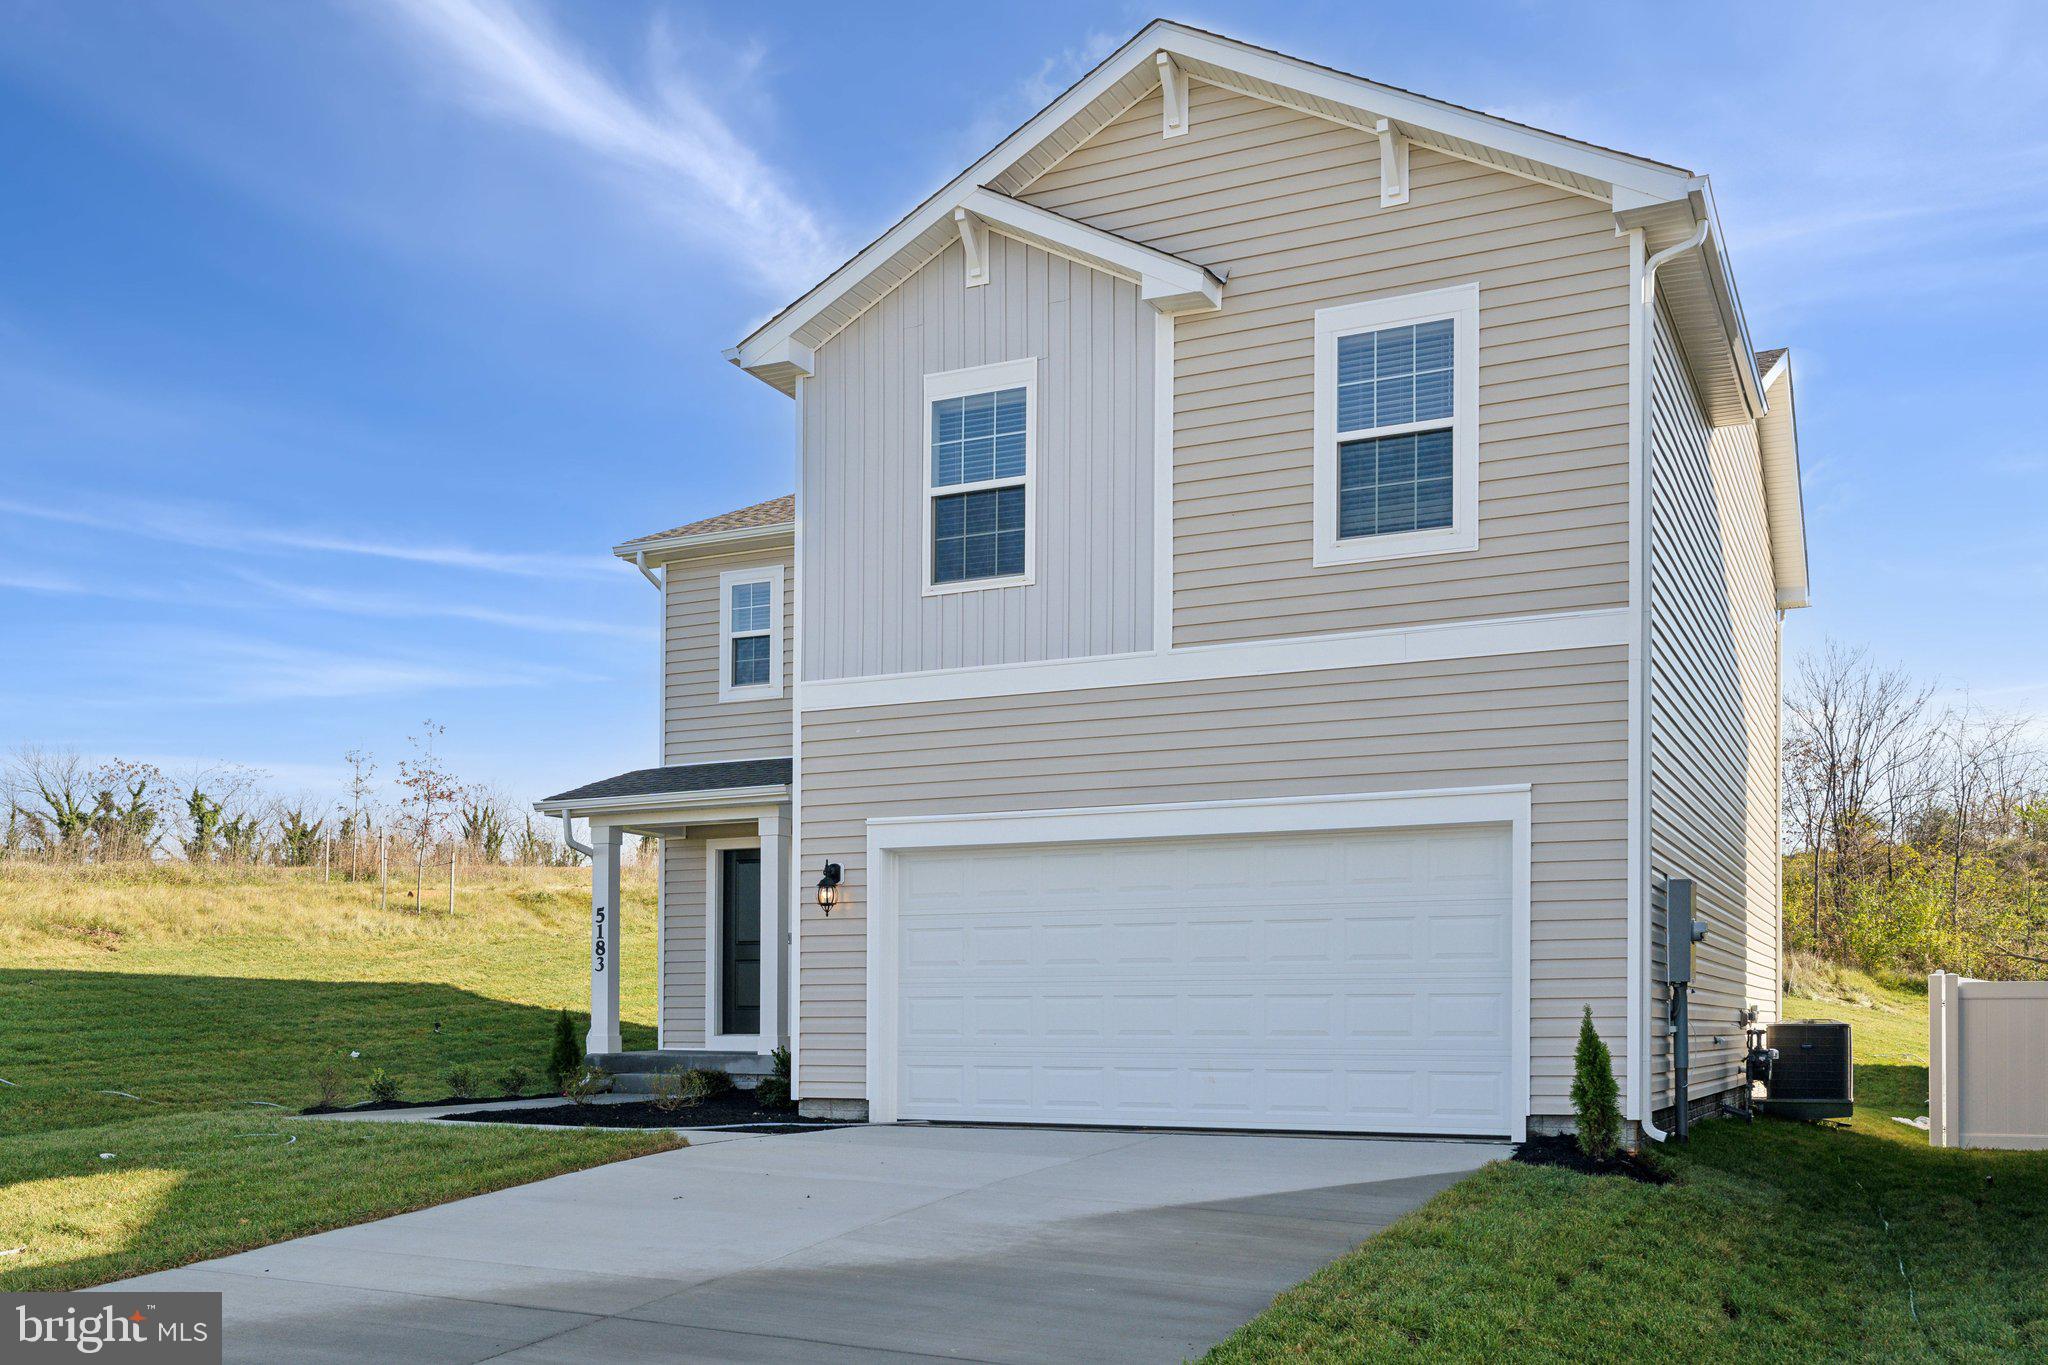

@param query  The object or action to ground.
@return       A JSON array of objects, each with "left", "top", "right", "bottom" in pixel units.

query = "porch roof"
[{"left": 534, "top": 758, "right": 792, "bottom": 817}]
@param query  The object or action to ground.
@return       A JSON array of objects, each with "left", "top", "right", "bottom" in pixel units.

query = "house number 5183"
[{"left": 592, "top": 903, "right": 608, "bottom": 973}]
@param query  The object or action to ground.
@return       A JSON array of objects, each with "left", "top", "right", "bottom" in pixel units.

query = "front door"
[{"left": 720, "top": 847, "right": 761, "bottom": 1036}]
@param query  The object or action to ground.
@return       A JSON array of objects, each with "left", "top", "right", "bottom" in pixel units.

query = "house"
[{"left": 536, "top": 20, "right": 1808, "bottom": 1143}]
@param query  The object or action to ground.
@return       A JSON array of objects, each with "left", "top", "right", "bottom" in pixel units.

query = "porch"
[{"left": 534, "top": 757, "right": 794, "bottom": 1063}]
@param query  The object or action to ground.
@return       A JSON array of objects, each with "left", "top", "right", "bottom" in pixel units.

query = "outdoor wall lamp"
[{"left": 816, "top": 861, "right": 842, "bottom": 912}]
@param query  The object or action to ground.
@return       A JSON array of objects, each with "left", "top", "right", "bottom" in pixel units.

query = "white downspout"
[
  {"left": 1632, "top": 213, "right": 1710, "bottom": 1145},
  {"left": 560, "top": 812, "right": 593, "bottom": 860}
]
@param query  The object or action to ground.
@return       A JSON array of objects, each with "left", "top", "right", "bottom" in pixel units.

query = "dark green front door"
[{"left": 720, "top": 848, "right": 761, "bottom": 1036}]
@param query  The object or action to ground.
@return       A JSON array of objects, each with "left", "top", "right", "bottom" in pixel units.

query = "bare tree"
[
  {"left": 394, "top": 721, "right": 461, "bottom": 910},
  {"left": 342, "top": 747, "right": 377, "bottom": 880}
]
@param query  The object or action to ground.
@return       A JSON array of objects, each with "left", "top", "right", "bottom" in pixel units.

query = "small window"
[
  {"left": 1312, "top": 284, "right": 1479, "bottom": 565},
  {"left": 923, "top": 358, "right": 1036, "bottom": 593},
  {"left": 717, "top": 566, "right": 783, "bottom": 702}
]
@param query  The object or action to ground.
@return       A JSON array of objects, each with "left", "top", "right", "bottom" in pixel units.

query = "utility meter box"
[{"left": 1664, "top": 877, "right": 1707, "bottom": 983}]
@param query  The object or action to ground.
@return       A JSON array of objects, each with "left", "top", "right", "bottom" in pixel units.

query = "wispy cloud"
[
  {"left": 375, "top": 0, "right": 837, "bottom": 293},
  {"left": 0, "top": 568, "right": 88, "bottom": 594},
  {"left": 950, "top": 28, "right": 1123, "bottom": 171},
  {"left": 235, "top": 571, "right": 653, "bottom": 641},
  {"left": 0, "top": 495, "right": 616, "bottom": 580}
]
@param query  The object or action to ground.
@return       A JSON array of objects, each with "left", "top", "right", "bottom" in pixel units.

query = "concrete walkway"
[{"left": 109, "top": 1125, "right": 1503, "bottom": 1363}]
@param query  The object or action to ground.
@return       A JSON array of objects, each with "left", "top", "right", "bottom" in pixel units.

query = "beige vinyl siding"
[
  {"left": 1647, "top": 299, "right": 1782, "bottom": 1110},
  {"left": 800, "top": 234, "right": 1155, "bottom": 681},
  {"left": 1018, "top": 82, "right": 1632, "bottom": 645},
  {"left": 662, "top": 548, "right": 794, "bottom": 765},
  {"left": 797, "top": 645, "right": 1629, "bottom": 1117}
]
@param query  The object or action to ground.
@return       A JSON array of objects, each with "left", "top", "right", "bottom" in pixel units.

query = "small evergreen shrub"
[
  {"left": 563, "top": 1065, "right": 611, "bottom": 1106},
  {"left": 311, "top": 1063, "right": 348, "bottom": 1109},
  {"left": 1570, "top": 1006, "right": 1622, "bottom": 1159},
  {"left": 496, "top": 1063, "right": 533, "bottom": 1097},
  {"left": 444, "top": 1065, "right": 479, "bottom": 1100},
  {"left": 755, "top": 1044, "right": 793, "bottom": 1108},
  {"left": 366, "top": 1066, "right": 400, "bottom": 1104},
  {"left": 684, "top": 1068, "right": 733, "bottom": 1098},
  {"left": 546, "top": 1009, "right": 582, "bottom": 1088}
]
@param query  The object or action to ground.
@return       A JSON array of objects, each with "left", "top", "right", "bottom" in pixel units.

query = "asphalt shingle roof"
[
  {"left": 1755, "top": 347, "right": 1788, "bottom": 373},
  {"left": 541, "top": 758, "right": 792, "bottom": 806},
  {"left": 620, "top": 495, "right": 794, "bottom": 550}
]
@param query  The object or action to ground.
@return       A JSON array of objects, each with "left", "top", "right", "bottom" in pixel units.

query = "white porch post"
[
  {"left": 587, "top": 822, "right": 623, "bottom": 1056},
  {"left": 756, "top": 808, "right": 787, "bottom": 1055}
]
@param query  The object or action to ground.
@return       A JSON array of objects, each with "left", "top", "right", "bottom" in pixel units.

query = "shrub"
[
  {"left": 1570, "top": 1006, "right": 1622, "bottom": 1159},
  {"left": 311, "top": 1063, "right": 348, "bottom": 1109},
  {"left": 496, "top": 1063, "right": 533, "bottom": 1097},
  {"left": 444, "top": 1065, "right": 478, "bottom": 1100},
  {"left": 366, "top": 1066, "right": 400, "bottom": 1104},
  {"left": 546, "top": 1010, "right": 582, "bottom": 1089},
  {"left": 563, "top": 1065, "right": 611, "bottom": 1106},
  {"left": 649, "top": 1067, "right": 715, "bottom": 1114},
  {"left": 755, "top": 1045, "right": 793, "bottom": 1108},
  {"left": 685, "top": 1068, "right": 733, "bottom": 1098}
]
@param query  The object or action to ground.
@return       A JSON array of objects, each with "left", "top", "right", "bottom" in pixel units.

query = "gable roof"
[
  {"left": 1753, "top": 351, "right": 1810, "bottom": 610},
  {"left": 728, "top": 19, "right": 1730, "bottom": 394},
  {"left": 614, "top": 494, "right": 793, "bottom": 560}
]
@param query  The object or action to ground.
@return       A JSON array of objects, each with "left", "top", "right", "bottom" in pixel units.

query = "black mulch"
[
  {"left": 1511, "top": 1133, "right": 1671, "bottom": 1184},
  {"left": 304, "top": 1093, "right": 542, "bottom": 1115},
  {"left": 440, "top": 1092, "right": 850, "bottom": 1132}
]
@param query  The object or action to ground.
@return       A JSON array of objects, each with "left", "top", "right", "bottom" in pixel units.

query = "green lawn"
[
  {"left": 1207, "top": 972, "right": 2047, "bottom": 1362},
  {"left": 0, "top": 861, "right": 681, "bottom": 1291}
]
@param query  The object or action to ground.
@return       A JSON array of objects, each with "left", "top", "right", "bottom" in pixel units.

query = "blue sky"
[{"left": 2, "top": 0, "right": 2045, "bottom": 807}]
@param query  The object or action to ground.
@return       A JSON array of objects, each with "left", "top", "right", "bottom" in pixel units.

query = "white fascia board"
[
  {"left": 798, "top": 606, "right": 1628, "bottom": 711},
  {"left": 732, "top": 19, "right": 1697, "bottom": 388},
  {"left": 1758, "top": 362, "right": 1811, "bottom": 610},
  {"left": 533, "top": 785, "right": 790, "bottom": 819},
  {"left": 612, "top": 523, "right": 794, "bottom": 563},
  {"left": 1154, "top": 27, "right": 1693, "bottom": 203},
  {"left": 961, "top": 189, "right": 1222, "bottom": 312}
]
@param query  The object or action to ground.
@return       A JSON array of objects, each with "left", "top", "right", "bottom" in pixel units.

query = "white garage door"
[{"left": 890, "top": 825, "right": 1516, "bottom": 1136}]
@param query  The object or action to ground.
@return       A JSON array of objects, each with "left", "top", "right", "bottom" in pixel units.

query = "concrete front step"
[{"left": 589, "top": 1050, "right": 776, "bottom": 1093}]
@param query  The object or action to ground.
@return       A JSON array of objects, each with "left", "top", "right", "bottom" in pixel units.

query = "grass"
[
  {"left": 0, "top": 860, "right": 682, "bottom": 1291},
  {"left": 1206, "top": 969, "right": 2047, "bottom": 1363}
]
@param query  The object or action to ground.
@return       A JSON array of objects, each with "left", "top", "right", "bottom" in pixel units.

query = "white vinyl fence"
[{"left": 1929, "top": 972, "right": 2048, "bottom": 1150}]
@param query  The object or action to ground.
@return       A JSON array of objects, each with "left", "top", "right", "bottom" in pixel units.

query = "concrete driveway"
[{"left": 111, "top": 1124, "right": 1503, "bottom": 1363}]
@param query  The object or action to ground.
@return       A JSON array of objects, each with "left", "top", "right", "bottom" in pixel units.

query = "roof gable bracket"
[
  {"left": 1375, "top": 119, "right": 1410, "bottom": 206},
  {"left": 958, "top": 187, "right": 1222, "bottom": 313},
  {"left": 1155, "top": 52, "right": 1190, "bottom": 139},
  {"left": 952, "top": 208, "right": 989, "bottom": 288}
]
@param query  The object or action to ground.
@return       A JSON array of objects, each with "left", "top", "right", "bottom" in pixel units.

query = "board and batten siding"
[
  {"left": 1017, "top": 81, "right": 1633, "bottom": 646},
  {"left": 661, "top": 547, "right": 794, "bottom": 765},
  {"left": 1646, "top": 299, "right": 1782, "bottom": 1110},
  {"left": 797, "top": 646, "right": 1629, "bottom": 1118},
  {"left": 800, "top": 235, "right": 1155, "bottom": 681}
]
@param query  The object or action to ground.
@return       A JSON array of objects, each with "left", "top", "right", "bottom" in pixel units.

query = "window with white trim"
[
  {"left": 1312, "top": 284, "right": 1480, "bottom": 565},
  {"left": 923, "top": 357, "right": 1036, "bottom": 593},
  {"left": 717, "top": 565, "right": 783, "bottom": 702}
]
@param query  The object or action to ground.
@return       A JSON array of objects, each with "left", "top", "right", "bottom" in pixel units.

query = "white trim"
[
  {"left": 655, "top": 834, "right": 667, "bottom": 1050},
  {"left": 704, "top": 836, "right": 767, "bottom": 1052},
  {"left": 921, "top": 357, "right": 1038, "bottom": 597},
  {"left": 614, "top": 520, "right": 792, "bottom": 562},
  {"left": 1151, "top": 308, "right": 1174, "bottom": 653},
  {"left": 864, "top": 785, "right": 1534, "bottom": 1140},
  {"left": 1311, "top": 283, "right": 1480, "bottom": 566},
  {"left": 1155, "top": 51, "right": 1188, "bottom": 138},
  {"left": 1374, "top": 119, "right": 1410, "bottom": 206},
  {"left": 957, "top": 190, "right": 1221, "bottom": 313},
  {"left": 717, "top": 564, "right": 785, "bottom": 702},
  {"left": 799, "top": 606, "right": 1627, "bottom": 711},
  {"left": 790, "top": 373, "right": 807, "bottom": 1099},
  {"left": 1624, "top": 226, "right": 1647, "bottom": 1126},
  {"left": 730, "top": 20, "right": 1696, "bottom": 389},
  {"left": 533, "top": 786, "right": 788, "bottom": 819}
]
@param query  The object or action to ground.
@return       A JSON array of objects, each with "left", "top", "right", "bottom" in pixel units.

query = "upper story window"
[
  {"left": 1312, "top": 283, "right": 1480, "bottom": 566},
  {"left": 717, "top": 565, "right": 783, "bottom": 702},
  {"left": 923, "top": 357, "right": 1037, "bottom": 594}
]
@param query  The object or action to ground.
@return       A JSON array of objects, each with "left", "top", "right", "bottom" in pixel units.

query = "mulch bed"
[
  {"left": 439, "top": 1092, "right": 849, "bottom": 1132},
  {"left": 1511, "top": 1133, "right": 1671, "bottom": 1184},
  {"left": 303, "top": 1093, "right": 541, "bottom": 1115}
]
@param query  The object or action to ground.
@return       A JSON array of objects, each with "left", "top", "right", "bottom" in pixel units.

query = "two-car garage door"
[{"left": 888, "top": 824, "right": 1516, "bottom": 1137}]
